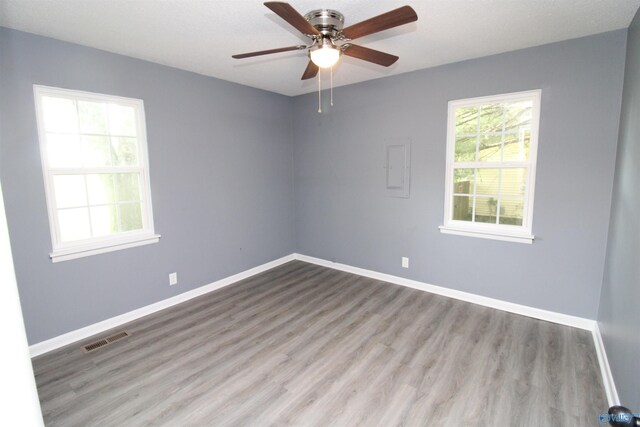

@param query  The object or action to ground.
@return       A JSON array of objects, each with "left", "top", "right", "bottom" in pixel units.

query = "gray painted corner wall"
[
  {"left": 0, "top": 28, "right": 295, "bottom": 344},
  {"left": 0, "top": 25, "right": 632, "bottom": 346},
  {"left": 598, "top": 9, "right": 640, "bottom": 410},
  {"left": 292, "top": 30, "right": 627, "bottom": 319}
]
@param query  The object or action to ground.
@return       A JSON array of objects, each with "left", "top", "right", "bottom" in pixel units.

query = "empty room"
[{"left": 1, "top": 0, "right": 639, "bottom": 425}]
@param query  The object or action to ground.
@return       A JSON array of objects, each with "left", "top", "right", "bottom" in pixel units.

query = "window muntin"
[
  {"left": 34, "top": 86, "right": 158, "bottom": 261},
  {"left": 442, "top": 90, "right": 540, "bottom": 243}
]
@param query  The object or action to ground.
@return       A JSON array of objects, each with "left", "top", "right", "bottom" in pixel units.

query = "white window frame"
[
  {"left": 439, "top": 89, "right": 541, "bottom": 244},
  {"left": 33, "top": 85, "right": 160, "bottom": 262}
]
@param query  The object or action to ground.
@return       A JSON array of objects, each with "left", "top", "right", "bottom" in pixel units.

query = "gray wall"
[
  {"left": 0, "top": 25, "right": 631, "bottom": 346},
  {"left": 292, "top": 30, "right": 626, "bottom": 319},
  {"left": 597, "top": 9, "right": 640, "bottom": 409},
  {"left": 0, "top": 28, "right": 295, "bottom": 344}
]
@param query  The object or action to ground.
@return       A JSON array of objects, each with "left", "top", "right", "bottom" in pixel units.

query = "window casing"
[
  {"left": 34, "top": 85, "right": 159, "bottom": 262},
  {"left": 440, "top": 90, "right": 541, "bottom": 244}
]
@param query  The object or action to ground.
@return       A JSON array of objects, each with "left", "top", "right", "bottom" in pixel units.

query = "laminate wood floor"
[{"left": 32, "top": 261, "right": 607, "bottom": 426}]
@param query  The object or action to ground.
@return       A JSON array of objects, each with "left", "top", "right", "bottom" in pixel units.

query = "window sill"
[
  {"left": 438, "top": 226, "right": 534, "bottom": 244},
  {"left": 50, "top": 234, "right": 161, "bottom": 263}
]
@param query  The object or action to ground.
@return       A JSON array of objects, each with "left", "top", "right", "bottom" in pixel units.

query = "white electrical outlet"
[
  {"left": 169, "top": 272, "right": 178, "bottom": 286},
  {"left": 402, "top": 257, "right": 409, "bottom": 268}
]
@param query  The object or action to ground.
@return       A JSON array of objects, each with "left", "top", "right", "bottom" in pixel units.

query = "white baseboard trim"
[
  {"left": 592, "top": 322, "right": 620, "bottom": 407},
  {"left": 293, "top": 253, "right": 596, "bottom": 331},
  {"left": 31, "top": 251, "right": 616, "bottom": 406},
  {"left": 29, "top": 254, "right": 296, "bottom": 358}
]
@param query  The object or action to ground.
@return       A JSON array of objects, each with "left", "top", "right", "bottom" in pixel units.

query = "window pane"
[
  {"left": 499, "top": 198, "right": 524, "bottom": 226},
  {"left": 454, "top": 136, "right": 476, "bottom": 162},
  {"left": 58, "top": 208, "right": 91, "bottom": 242},
  {"left": 475, "top": 196, "right": 498, "bottom": 224},
  {"left": 455, "top": 107, "right": 478, "bottom": 135},
  {"left": 108, "top": 104, "right": 136, "bottom": 136},
  {"left": 116, "top": 173, "right": 141, "bottom": 202},
  {"left": 476, "top": 168, "right": 500, "bottom": 195},
  {"left": 446, "top": 92, "right": 538, "bottom": 235},
  {"left": 53, "top": 175, "right": 87, "bottom": 208},
  {"left": 90, "top": 205, "right": 118, "bottom": 237},
  {"left": 504, "top": 101, "right": 532, "bottom": 134},
  {"left": 501, "top": 168, "right": 526, "bottom": 197},
  {"left": 119, "top": 203, "right": 143, "bottom": 231},
  {"left": 479, "top": 103, "right": 503, "bottom": 133},
  {"left": 86, "top": 174, "right": 115, "bottom": 205},
  {"left": 478, "top": 135, "right": 502, "bottom": 162},
  {"left": 42, "top": 96, "right": 78, "bottom": 133},
  {"left": 452, "top": 195, "right": 472, "bottom": 221},
  {"left": 111, "top": 137, "right": 139, "bottom": 166},
  {"left": 503, "top": 130, "right": 530, "bottom": 161},
  {"left": 453, "top": 168, "right": 474, "bottom": 194},
  {"left": 82, "top": 136, "right": 112, "bottom": 167},
  {"left": 46, "top": 133, "right": 82, "bottom": 168},
  {"left": 37, "top": 88, "right": 154, "bottom": 254},
  {"left": 78, "top": 100, "right": 108, "bottom": 134}
]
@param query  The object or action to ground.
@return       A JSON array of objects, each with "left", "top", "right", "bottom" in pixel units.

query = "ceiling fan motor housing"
[{"left": 304, "top": 9, "right": 345, "bottom": 38}]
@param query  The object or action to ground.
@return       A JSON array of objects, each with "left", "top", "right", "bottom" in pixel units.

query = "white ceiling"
[{"left": 1, "top": 0, "right": 638, "bottom": 96}]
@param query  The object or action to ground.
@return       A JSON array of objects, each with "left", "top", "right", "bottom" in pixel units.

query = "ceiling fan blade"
[
  {"left": 342, "top": 44, "right": 398, "bottom": 67},
  {"left": 301, "top": 61, "right": 319, "bottom": 80},
  {"left": 232, "top": 45, "right": 307, "bottom": 59},
  {"left": 340, "top": 5, "right": 417, "bottom": 40},
  {"left": 264, "top": 2, "right": 320, "bottom": 36}
]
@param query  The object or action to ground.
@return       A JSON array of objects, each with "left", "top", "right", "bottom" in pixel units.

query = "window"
[
  {"left": 440, "top": 90, "right": 541, "bottom": 244},
  {"left": 34, "top": 85, "right": 159, "bottom": 262}
]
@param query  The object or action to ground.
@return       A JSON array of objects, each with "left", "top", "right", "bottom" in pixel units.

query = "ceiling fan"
[{"left": 232, "top": 2, "right": 418, "bottom": 80}]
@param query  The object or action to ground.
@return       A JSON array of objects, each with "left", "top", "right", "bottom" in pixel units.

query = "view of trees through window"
[
  {"left": 40, "top": 94, "right": 146, "bottom": 243},
  {"left": 451, "top": 100, "right": 533, "bottom": 226}
]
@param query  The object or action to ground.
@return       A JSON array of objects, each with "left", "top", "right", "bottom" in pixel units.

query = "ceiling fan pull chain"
[
  {"left": 330, "top": 66, "right": 334, "bottom": 107},
  {"left": 318, "top": 68, "right": 322, "bottom": 113}
]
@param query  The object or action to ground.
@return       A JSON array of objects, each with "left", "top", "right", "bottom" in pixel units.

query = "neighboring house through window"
[
  {"left": 440, "top": 90, "right": 541, "bottom": 243},
  {"left": 33, "top": 85, "right": 159, "bottom": 262}
]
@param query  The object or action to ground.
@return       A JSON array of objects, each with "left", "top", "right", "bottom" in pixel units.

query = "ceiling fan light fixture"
[{"left": 310, "top": 44, "right": 340, "bottom": 69}]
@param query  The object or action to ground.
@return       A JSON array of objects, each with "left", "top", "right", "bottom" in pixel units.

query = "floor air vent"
[
  {"left": 106, "top": 331, "right": 129, "bottom": 343},
  {"left": 83, "top": 331, "right": 130, "bottom": 353}
]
